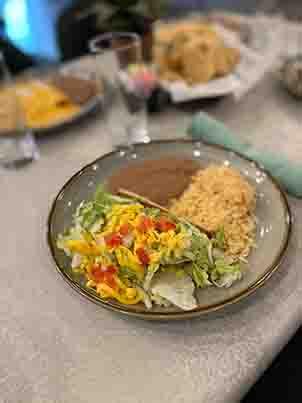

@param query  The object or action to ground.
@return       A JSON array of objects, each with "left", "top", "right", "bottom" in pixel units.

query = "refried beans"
[{"left": 107, "top": 157, "right": 200, "bottom": 206}]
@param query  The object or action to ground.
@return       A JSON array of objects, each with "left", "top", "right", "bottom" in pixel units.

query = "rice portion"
[{"left": 170, "top": 165, "right": 256, "bottom": 258}]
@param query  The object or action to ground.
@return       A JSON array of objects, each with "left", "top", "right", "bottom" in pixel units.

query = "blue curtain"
[{"left": 3, "top": 0, "right": 72, "bottom": 61}]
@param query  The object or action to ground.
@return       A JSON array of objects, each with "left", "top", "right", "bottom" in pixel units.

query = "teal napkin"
[{"left": 188, "top": 111, "right": 302, "bottom": 198}]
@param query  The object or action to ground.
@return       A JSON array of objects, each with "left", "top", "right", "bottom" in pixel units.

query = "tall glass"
[
  {"left": 90, "top": 32, "right": 150, "bottom": 151},
  {"left": 0, "top": 53, "right": 38, "bottom": 167}
]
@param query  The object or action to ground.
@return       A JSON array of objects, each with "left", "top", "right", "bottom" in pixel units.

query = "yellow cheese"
[{"left": 14, "top": 80, "right": 80, "bottom": 128}]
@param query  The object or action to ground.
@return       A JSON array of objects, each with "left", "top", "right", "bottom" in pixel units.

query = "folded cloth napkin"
[{"left": 188, "top": 111, "right": 302, "bottom": 198}]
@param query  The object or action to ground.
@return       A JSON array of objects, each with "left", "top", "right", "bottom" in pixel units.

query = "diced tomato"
[
  {"left": 137, "top": 216, "right": 154, "bottom": 233},
  {"left": 156, "top": 217, "right": 176, "bottom": 232},
  {"left": 103, "top": 272, "right": 116, "bottom": 289},
  {"left": 90, "top": 264, "right": 117, "bottom": 288},
  {"left": 106, "top": 265, "right": 118, "bottom": 274},
  {"left": 119, "top": 223, "right": 131, "bottom": 236},
  {"left": 90, "top": 264, "right": 104, "bottom": 283},
  {"left": 136, "top": 247, "right": 150, "bottom": 265},
  {"left": 104, "top": 233, "right": 122, "bottom": 248}
]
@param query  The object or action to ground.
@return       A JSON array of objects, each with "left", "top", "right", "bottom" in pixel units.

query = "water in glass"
[
  {"left": 0, "top": 53, "right": 38, "bottom": 167},
  {"left": 90, "top": 32, "right": 151, "bottom": 150}
]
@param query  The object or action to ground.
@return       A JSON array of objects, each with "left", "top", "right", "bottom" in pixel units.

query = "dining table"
[{"left": 1, "top": 56, "right": 301, "bottom": 403}]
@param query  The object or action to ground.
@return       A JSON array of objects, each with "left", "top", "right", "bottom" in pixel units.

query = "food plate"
[
  {"left": 47, "top": 140, "right": 291, "bottom": 320},
  {"left": 15, "top": 58, "right": 102, "bottom": 134},
  {"left": 31, "top": 89, "right": 101, "bottom": 135},
  {"left": 153, "top": 19, "right": 261, "bottom": 103}
]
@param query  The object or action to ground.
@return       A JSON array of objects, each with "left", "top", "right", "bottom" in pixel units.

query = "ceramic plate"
[
  {"left": 47, "top": 140, "right": 291, "bottom": 320},
  {"left": 33, "top": 92, "right": 101, "bottom": 135},
  {"left": 16, "top": 59, "right": 102, "bottom": 135}
]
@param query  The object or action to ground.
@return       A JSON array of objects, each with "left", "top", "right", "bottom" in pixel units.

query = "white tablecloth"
[{"left": 1, "top": 52, "right": 301, "bottom": 403}]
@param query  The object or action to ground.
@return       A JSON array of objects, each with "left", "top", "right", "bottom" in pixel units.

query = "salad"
[{"left": 57, "top": 186, "right": 243, "bottom": 311}]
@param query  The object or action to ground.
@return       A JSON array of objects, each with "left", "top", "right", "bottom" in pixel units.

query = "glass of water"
[
  {"left": 0, "top": 53, "right": 38, "bottom": 167},
  {"left": 90, "top": 32, "right": 152, "bottom": 151}
]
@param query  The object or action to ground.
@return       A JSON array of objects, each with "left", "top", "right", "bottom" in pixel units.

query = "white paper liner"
[{"left": 158, "top": 13, "right": 301, "bottom": 102}]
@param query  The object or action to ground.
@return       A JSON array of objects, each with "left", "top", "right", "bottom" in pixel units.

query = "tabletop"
[{"left": 1, "top": 66, "right": 302, "bottom": 403}]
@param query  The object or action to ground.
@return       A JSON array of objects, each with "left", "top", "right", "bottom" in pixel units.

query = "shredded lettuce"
[
  {"left": 118, "top": 266, "right": 141, "bottom": 282},
  {"left": 56, "top": 224, "right": 83, "bottom": 254},
  {"left": 213, "top": 227, "right": 225, "bottom": 250},
  {"left": 184, "top": 262, "right": 211, "bottom": 288},
  {"left": 211, "top": 259, "right": 242, "bottom": 288},
  {"left": 136, "top": 286, "right": 152, "bottom": 309},
  {"left": 179, "top": 222, "right": 241, "bottom": 289},
  {"left": 74, "top": 185, "right": 133, "bottom": 230},
  {"left": 184, "top": 231, "right": 211, "bottom": 271},
  {"left": 57, "top": 186, "right": 244, "bottom": 310},
  {"left": 143, "top": 207, "right": 161, "bottom": 218},
  {"left": 192, "top": 264, "right": 212, "bottom": 288},
  {"left": 151, "top": 293, "right": 171, "bottom": 307},
  {"left": 144, "top": 263, "right": 160, "bottom": 290}
]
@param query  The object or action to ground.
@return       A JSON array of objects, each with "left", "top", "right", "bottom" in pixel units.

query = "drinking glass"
[
  {"left": 90, "top": 32, "right": 151, "bottom": 151},
  {"left": 0, "top": 53, "right": 38, "bottom": 167}
]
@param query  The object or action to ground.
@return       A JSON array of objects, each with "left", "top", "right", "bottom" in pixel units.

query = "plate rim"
[
  {"left": 15, "top": 62, "right": 102, "bottom": 135},
  {"left": 47, "top": 139, "right": 292, "bottom": 320}
]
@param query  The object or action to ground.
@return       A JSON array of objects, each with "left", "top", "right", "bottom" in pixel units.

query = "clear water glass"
[
  {"left": 0, "top": 53, "right": 38, "bottom": 167},
  {"left": 90, "top": 32, "right": 150, "bottom": 151}
]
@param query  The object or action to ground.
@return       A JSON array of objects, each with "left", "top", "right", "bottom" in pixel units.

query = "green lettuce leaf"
[
  {"left": 192, "top": 265, "right": 212, "bottom": 288},
  {"left": 144, "top": 263, "right": 160, "bottom": 290},
  {"left": 210, "top": 259, "right": 242, "bottom": 288},
  {"left": 212, "top": 227, "right": 225, "bottom": 250},
  {"left": 118, "top": 266, "right": 141, "bottom": 282},
  {"left": 185, "top": 262, "right": 212, "bottom": 288},
  {"left": 73, "top": 185, "right": 132, "bottom": 230}
]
